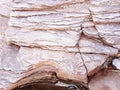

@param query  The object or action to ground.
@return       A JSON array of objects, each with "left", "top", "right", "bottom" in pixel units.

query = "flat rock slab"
[{"left": 6, "top": 27, "right": 81, "bottom": 48}]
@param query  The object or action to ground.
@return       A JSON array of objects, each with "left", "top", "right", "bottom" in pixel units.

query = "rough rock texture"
[
  {"left": 89, "top": 70, "right": 120, "bottom": 90},
  {"left": 112, "top": 58, "right": 120, "bottom": 70},
  {"left": 0, "top": 0, "right": 120, "bottom": 90}
]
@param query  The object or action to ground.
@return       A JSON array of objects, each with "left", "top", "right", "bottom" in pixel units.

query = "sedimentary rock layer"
[{"left": 0, "top": 0, "right": 120, "bottom": 90}]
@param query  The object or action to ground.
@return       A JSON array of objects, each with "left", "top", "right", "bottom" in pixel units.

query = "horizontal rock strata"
[{"left": 0, "top": 0, "right": 120, "bottom": 90}]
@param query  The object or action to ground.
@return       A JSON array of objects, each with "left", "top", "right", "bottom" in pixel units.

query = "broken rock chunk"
[
  {"left": 112, "top": 58, "right": 120, "bottom": 70},
  {"left": 81, "top": 54, "right": 108, "bottom": 76}
]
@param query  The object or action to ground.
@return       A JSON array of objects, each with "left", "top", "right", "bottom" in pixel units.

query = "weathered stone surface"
[
  {"left": 112, "top": 58, "right": 120, "bottom": 70},
  {"left": 12, "top": 0, "right": 86, "bottom": 11},
  {"left": 89, "top": 70, "right": 120, "bottom": 90},
  {"left": 0, "top": 70, "right": 21, "bottom": 89},
  {"left": 81, "top": 54, "right": 108, "bottom": 76},
  {"left": 0, "top": 0, "right": 120, "bottom": 90},
  {"left": 16, "top": 47, "right": 87, "bottom": 83},
  {"left": 0, "top": 0, "right": 12, "bottom": 17},
  {"left": 9, "top": 1, "right": 89, "bottom": 31},
  {"left": 82, "top": 27, "right": 99, "bottom": 38},
  {"left": 89, "top": 0, "right": 120, "bottom": 50},
  {"left": 5, "top": 46, "right": 88, "bottom": 90},
  {"left": 0, "top": 42, "right": 21, "bottom": 89},
  {"left": 6, "top": 27, "right": 81, "bottom": 48},
  {"left": 79, "top": 37, "right": 118, "bottom": 55},
  {"left": 0, "top": 1, "right": 18, "bottom": 89}
]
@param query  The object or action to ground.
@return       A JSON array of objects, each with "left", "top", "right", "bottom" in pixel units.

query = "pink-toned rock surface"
[
  {"left": 0, "top": 0, "right": 120, "bottom": 90},
  {"left": 89, "top": 70, "right": 120, "bottom": 90},
  {"left": 16, "top": 47, "right": 87, "bottom": 82},
  {"left": 112, "top": 58, "right": 120, "bottom": 70}
]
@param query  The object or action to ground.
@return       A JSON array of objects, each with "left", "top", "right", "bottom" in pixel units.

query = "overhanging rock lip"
[{"left": 6, "top": 65, "right": 88, "bottom": 90}]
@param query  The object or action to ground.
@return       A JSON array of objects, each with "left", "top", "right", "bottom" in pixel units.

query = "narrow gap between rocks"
[
  {"left": 12, "top": 82, "right": 87, "bottom": 90},
  {"left": 13, "top": 83, "right": 68, "bottom": 90}
]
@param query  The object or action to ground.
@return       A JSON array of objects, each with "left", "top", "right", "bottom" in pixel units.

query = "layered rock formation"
[{"left": 0, "top": 0, "right": 120, "bottom": 90}]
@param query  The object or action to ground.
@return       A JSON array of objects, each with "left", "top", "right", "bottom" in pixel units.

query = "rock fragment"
[
  {"left": 112, "top": 58, "right": 120, "bottom": 70},
  {"left": 81, "top": 54, "right": 108, "bottom": 76}
]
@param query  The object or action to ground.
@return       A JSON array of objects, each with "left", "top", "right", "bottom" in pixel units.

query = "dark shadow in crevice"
[
  {"left": 88, "top": 56, "right": 119, "bottom": 83},
  {"left": 12, "top": 82, "right": 87, "bottom": 90},
  {"left": 13, "top": 83, "right": 67, "bottom": 90},
  {"left": 12, "top": 76, "right": 89, "bottom": 90}
]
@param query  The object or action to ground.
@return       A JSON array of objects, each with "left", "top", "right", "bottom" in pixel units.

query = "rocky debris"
[
  {"left": 89, "top": 70, "right": 120, "bottom": 90},
  {"left": 112, "top": 58, "right": 120, "bottom": 70},
  {"left": 0, "top": 0, "right": 120, "bottom": 90}
]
